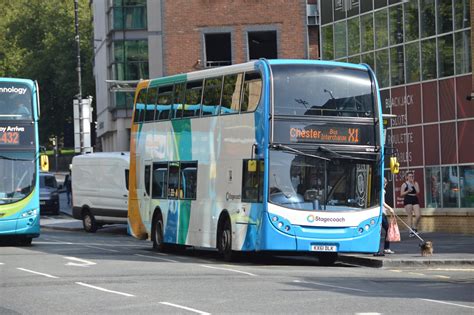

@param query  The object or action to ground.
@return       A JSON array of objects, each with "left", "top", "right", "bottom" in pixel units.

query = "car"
[{"left": 39, "top": 172, "right": 60, "bottom": 215}]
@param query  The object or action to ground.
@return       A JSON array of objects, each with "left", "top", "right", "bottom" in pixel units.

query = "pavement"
[{"left": 41, "top": 192, "right": 474, "bottom": 268}]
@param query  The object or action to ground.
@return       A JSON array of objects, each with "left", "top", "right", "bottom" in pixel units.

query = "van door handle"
[{"left": 123, "top": 194, "right": 127, "bottom": 197}]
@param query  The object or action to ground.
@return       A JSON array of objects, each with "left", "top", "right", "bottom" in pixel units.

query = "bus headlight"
[
  {"left": 370, "top": 219, "right": 375, "bottom": 225},
  {"left": 364, "top": 224, "right": 370, "bottom": 231},
  {"left": 358, "top": 227, "right": 364, "bottom": 234},
  {"left": 21, "top": 209, "right": 38, "bottom": 218}
]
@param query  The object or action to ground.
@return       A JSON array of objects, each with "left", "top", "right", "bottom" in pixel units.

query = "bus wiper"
[
  {"left": 0, "top": 155, "right": 35, "bottom": 162},
  {"left": 271, "top": 144, "right": 330, "bottom": 161},
  {"left": 317, "top": 146, "right": 376, "bottom": 162}
]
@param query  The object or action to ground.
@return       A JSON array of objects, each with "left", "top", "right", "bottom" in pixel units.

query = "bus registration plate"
[{"left": 311, "top": 245, "right": 336, "bottom": 252}]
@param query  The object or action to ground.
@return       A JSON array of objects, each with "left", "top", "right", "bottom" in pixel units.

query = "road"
[{"left": 1, "top": 222, "right": 473, "bottom": 315}]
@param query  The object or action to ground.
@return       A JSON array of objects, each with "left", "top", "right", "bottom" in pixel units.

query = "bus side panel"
[{"left": 0, "top": 188, "right": 39, "bottom": 237}]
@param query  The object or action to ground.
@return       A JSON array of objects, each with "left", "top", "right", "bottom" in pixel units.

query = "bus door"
[{"left": 142, "top": 162, "right": 152, "bottom": 220}]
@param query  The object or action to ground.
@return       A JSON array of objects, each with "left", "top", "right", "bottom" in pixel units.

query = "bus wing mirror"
[
  {"left": 40, "top": 154, "right": 49, "bottom": 172},
  {"left": 247, "top": 160, "right": 257, "bottom": 173},
  {"left": 390, "top": 157, "right": 399, "bottom": 174}
]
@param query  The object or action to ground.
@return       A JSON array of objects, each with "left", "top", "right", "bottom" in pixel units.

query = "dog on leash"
[{"left": 420, "top": 241, "right": 434, "bottom": 257}]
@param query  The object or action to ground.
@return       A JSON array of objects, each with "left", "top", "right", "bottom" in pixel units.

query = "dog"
[{"left": 420, "top": 241, "right": 433, "bottom": 257}]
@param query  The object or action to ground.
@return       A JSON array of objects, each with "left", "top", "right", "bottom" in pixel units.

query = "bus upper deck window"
[
  {"left": 202, "top": 77, "right": 223, "bottom": 116},
  {"left": 184, "top": 80, "right": 203, "bottom": 118},
  {"left": 156, "top": 85, "right": 173, "bottom": 120},
  {"left": 221, "top": 73, "right": 242, "bottom": 115},
  {"left": 145, "top": 87, "right": 157, "bottom": 122},
  {"left": 134, "top": 88, "right": 147, "bottom": 123},
  {"left": 241, "top": 71, "right": 262, "bottom": 112},
  {"left": 172, "top": 83, "right": 185, "bottom": 119}
]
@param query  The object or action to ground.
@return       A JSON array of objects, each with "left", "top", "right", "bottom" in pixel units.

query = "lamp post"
[{"left": 74, "top": 0, "right": 83, "bottom": 153}]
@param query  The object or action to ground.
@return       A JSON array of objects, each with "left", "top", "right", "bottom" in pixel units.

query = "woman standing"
[{"left": 400, "top": 172, "right": 420, "bottom": 237}]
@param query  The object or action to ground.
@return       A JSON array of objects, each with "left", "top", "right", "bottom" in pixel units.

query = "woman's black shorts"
[{"left": 404, "top": 194, "right": 419, "bottom": 206}]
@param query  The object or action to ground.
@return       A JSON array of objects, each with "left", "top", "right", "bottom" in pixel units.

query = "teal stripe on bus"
[
  {"left": 149, "top": 74, "right": 187, "bottom": 88},
  {"left": 171, "top": 119, "right": 192, "bottom": 161}
]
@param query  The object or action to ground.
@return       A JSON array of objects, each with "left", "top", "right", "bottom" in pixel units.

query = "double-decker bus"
[
  {"left": 128, "top": 59, "right": 392, "bottom": 265},
  {"left": 0, "top": 78, "right": 41, "bottom": 245}
]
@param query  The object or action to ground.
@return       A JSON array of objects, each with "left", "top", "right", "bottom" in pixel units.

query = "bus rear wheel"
[
  {"left": 218, "top": 219, "right": 233, "bottom": 261},
  {"left": 316, "top": 252, "right": 338, "bottom": 266},
  {"left": 82, "top": 210, "right": 98, "bottom": 233}
]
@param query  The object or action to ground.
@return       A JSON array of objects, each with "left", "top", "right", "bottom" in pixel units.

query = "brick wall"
[
  {"left": 395, "top": 214, "right": 474, "bottom": 235},
  {"left": 162, "top": 0, "right": 308, "bottom": 75}
]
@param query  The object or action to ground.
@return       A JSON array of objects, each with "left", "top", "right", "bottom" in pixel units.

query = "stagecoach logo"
[
  {"left": 307, "top": 215, "right": 345, "bottom": 223},
  {"left": 0, "top": 86, "right": 28, "bottom": 95}
]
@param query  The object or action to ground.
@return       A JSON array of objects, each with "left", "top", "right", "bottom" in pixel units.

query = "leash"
[{"left": 393, "top": 213, "right": 426, "bottom": 245}]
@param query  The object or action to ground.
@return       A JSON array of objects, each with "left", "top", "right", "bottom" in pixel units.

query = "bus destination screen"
[{"left": 0, "top": 125, "right": 34, "bottom": 148}]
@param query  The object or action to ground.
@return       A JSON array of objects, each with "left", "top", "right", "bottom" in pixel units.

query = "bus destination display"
[{"left": 0, "top": 125, "right": 32, "bottom": 147}]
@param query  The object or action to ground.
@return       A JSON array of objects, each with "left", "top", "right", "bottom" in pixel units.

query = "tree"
[{"left": 0, "top": 0, "right": 95, "bottom": 147}]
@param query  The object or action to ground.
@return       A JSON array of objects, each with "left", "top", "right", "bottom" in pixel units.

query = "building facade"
[
  {"left": 319, "top": 0, "right": 473, "bottom": 233},
  {"left": 92, "top": 0, "right": 319, "bottom": 152}
]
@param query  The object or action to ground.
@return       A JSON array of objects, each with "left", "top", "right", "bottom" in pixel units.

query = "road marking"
[
  {"left": 160, "top": 302, "right": 210, "bottom": 315},
  {"left": 84, "top": 245, "right": 119, "bottom": 252},
  {"left": 200, "top": 264, "right": 257, "bottom": 277},
  {"left": 434, "top": 275, "right": 450, "bottom": 279},
  {"left": 17, "top": 268, "right": 59, "bottom": 279},
  {"left": 64, "top": 256, "right": 97, "bottom": 267},
  {"left": 134, "top": 254, "right": 179, "bottom": 263},
  {"left": 0, "top": 262, "right": 4, "bottom": 265},
  {"left": 75, "top": 282, "right": 135, "bottom": 297},
  {"left": 293, "top": 280, "right": 368, "bottom": 292},
  {"left": 34, "top": 241, "right": 74, "bottom": 245},
  {"left": 355, "top": 313, "right": 381, "bottom": 315},
  {"left": 419, "top": 298, "right": 474, "bottom": 309},
  {"left": 427, "top": 268, "right": 474, "bottom": 272},
  {"left": 408, "top": 272, "right": 425, "bottom": 276}
]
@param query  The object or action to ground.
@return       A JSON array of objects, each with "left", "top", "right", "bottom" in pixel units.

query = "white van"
[{"left": 71, "top": 152, "right": 130, "bottom": 232}]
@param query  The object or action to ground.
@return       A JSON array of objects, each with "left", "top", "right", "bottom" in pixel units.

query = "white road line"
[
  {"left": 419, "top": 298, "right": 474, "bottom": 309},
  {"left": 17, "top": 268, "right": 59, "bottom": 279},
  {"left": 34, "top": 241, "right": 74, "bottom": 245},
  {"left": 84, "top": 245, "right": 119, "bottom": 252},
  {"left": 160, "top": 302, "right": 210, "bottom": 315},
  {"left": 134, "top": 254, "right": 179, "bottom": 263},
  {"left": 434, "top": 275, "right": 450, "bottom": 279},
  {"left": 75, "top": 282, "right": 135, "bottom": 297},
  {"left": 293, "top": 280, "right": 368, "bottom": 292},
  {"left": 0, "top": 262, "right": 4, "bottom": 265},
  {"left": 199, "top": 264, "right": 257, "bottom": 277},
  {"left": 64, "top": 256, "right": 97, "bottom": 267}
]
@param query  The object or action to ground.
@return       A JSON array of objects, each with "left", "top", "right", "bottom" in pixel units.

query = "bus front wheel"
[
  {"left": 152, "top": 215, "right": 166, "bottom": 252},
  {"left": 217, "top": 219, "right": 233, "bottom": 261}
]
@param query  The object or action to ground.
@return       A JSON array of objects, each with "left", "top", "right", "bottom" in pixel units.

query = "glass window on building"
[
  {"left": 389, "top": 4, "right": 404, "bottom": 45},
  {"left": 425, "top": 167, "right": 441, "bottom": 208},
  {"left": 375, "top": 49, "right": 390, "bottom": 88},
  {"left": 437, "top": 0, "right": 453, "bottom": 34},
  {"left": 361, "top": 52, "right": 375, "bottom": 71},
  {"left": 420, "top": 0, "right": 435, "bottom": 38},
  {"left": 390, "top": 46, "right": 404, "bottom": 86},
  {"left": 348, "top": 55, "right": 361, "bottom": 64},
  {"left": 405, "top": 42, "right": 420, "bottom": 83},
  {"left": 460, "top": 165, "right": 474, "bottom": 208},
  {"left": 113, "top": 40, "right": 149, "bottom": 81},
  {"left": 454, "top": 0, "right": 471, "bottom": 30},
  {"left": 320, "top": 0, "right": 333, "bottom": 25},
  {"left": 421, "top": 38, "right": 436, "bottom": 80},
  {"left": 442, "top": 166, "right": 460, "bottom": 208},
  {"left": 360, "top": 13, "right": 374, "bottom": 52},
  {"left": 374, "top": 8, "right": 388, "bottom": 49},
  {"left": 113, "top": 0, "right": 147, "bottom": 30},
  {"left": 321, "top": 25, "right": 334, "bottom": 60},
  {"left": 455, "top": 30, "right": 472, "bottom": 75},
  {"left": 347, "top": 17, "right": 360, "bottom": 56},
  {"left": 404, "top": 0, "right": 419, "bottom": 42},
  {"left": 438, "top": 34, "right": 454, "bottom": 78},
  {"left": 334, "top": 21, "right": 347, "bottom": 59},
  {"left": 115, "top": 91, "right": 135, "bottom": 109}
]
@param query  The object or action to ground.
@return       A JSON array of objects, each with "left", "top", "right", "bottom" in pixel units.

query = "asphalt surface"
[{"left": 41, "top": 192, "right": 474, "bottom": 268}]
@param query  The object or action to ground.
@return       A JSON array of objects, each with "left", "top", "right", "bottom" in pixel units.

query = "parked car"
[{"left": 39, "top": 172, "right": 60, "bottom": 215}]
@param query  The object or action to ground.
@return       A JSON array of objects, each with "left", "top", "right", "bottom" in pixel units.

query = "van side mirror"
[{"left": 390, "top": 157, "right": 399, "bottom": 174}]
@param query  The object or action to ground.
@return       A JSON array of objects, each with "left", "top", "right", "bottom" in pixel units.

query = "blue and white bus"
[
  {"left": 0, "top": 78, "right": 41, "bottom": 245},
  {"left": 128, "top": 59, "right": 394, "bottom": 265}
]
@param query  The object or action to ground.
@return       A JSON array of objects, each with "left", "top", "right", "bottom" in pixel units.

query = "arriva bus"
[
  {"left": 0, "top": 78, "right": 42, "bottom": 245},
  {"left": 128, "top": 59, "right": 396, "bottom": 265}
]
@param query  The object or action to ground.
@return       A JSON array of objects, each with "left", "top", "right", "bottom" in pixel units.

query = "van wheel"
[
  {"left": 152, "top": 216, "right": 166, "bottom": 252},
  {"left": 83, "top": 211, "right": 98, "bottom": 233},
  {"left": 217, "top": 218, "right": 234, "bottom": 261}
]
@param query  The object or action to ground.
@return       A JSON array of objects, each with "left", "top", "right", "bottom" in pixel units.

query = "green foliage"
[{"left": 0, "top": 0, "right": 95, "bottom": 147}]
